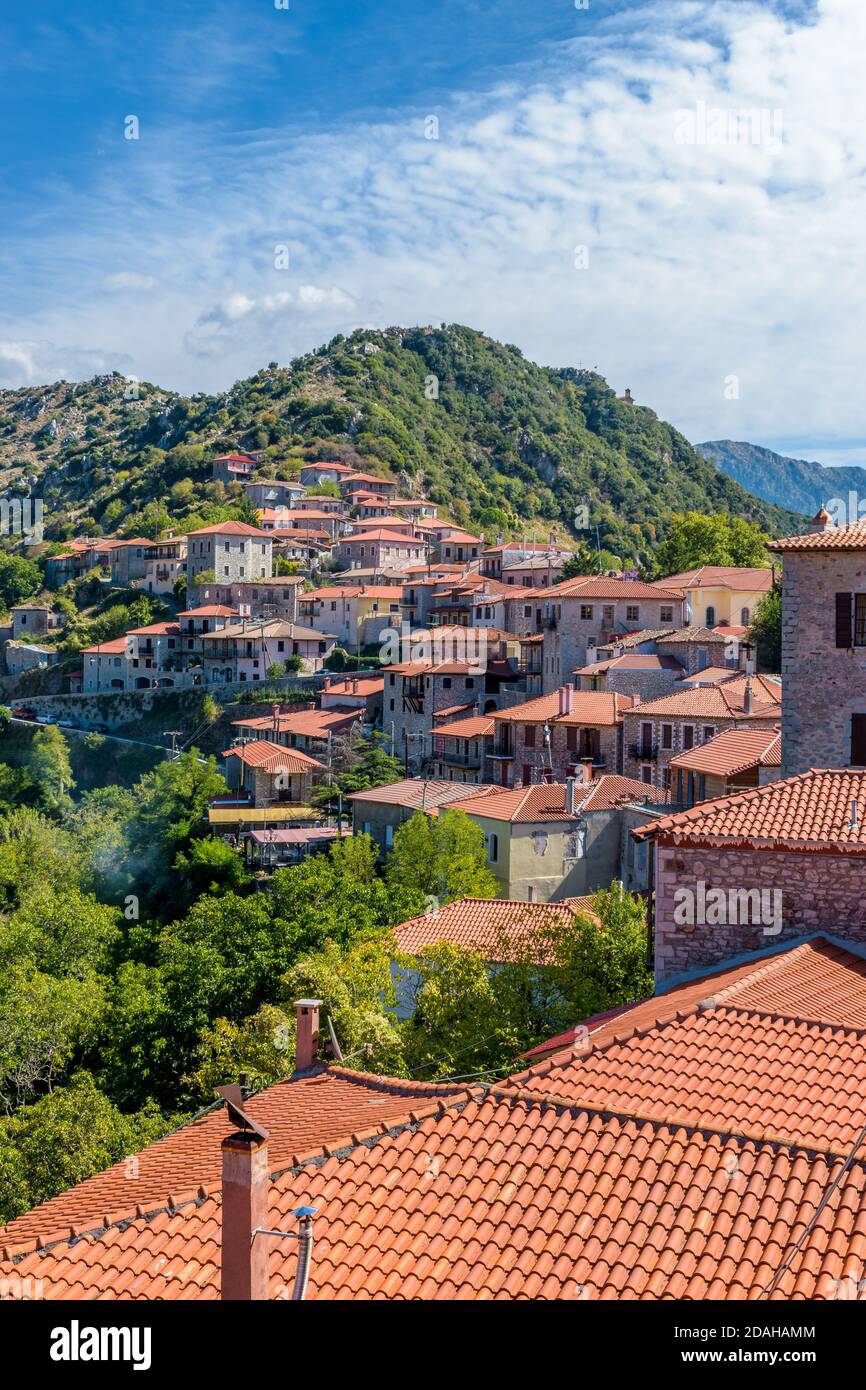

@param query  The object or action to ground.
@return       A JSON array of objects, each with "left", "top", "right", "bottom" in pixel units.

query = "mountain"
[
  {"left": 699, "top": 439, "right": 866, "bottom": 519},
  {"left": 0, "top": 325, "right": 801, "bottom": 567}
]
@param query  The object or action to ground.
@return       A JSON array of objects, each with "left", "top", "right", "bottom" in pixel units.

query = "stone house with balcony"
[
  {"left": 244, "top": 479, "right": 305, "bottom": 509},
  {"left": 191, "top": 577, "right": 302, "bottom": 622},
  {"left": 575, "top": 652, "right": 685, "bottom": 701},
  {"left": 126, "top": 621, "right": 182, "bottom": 688},
  {"left": 10, "top": 603, "right": 65, "bottom": 640},
  {"left": 768, "top": 512, "right": 866, "bottom": 776},
  {"left": 298, "top": 584, "right": 402, "bottom": 653},
  {"left": 109, "top": 538, "right": 152, "bottom": 587},
  {"left": 230, "top": 706, "right": 363, "bottom": 759},
  {"left": 335, "top": 528, "right": 426, "bottom": 572},
  {"left": 668, "top": 726, "right": 781, "bottom": 808},
  {"left": 481, "top": 541, "right": 572, "bottom": 582},
  {"left": 299, "top": 460, "right": 358, "bottom": 487},
  {"left": 212, "top": 454, "right": 255, "bottom": 484},
  {"left": 632, "top": 768, "right": 866, "bottom": 986},
  {"left": 137, "top": 536, "right": 187, "bottom": 596},
  {"left": 201, "top": 619, "right": 336, "bottom": 683},
  {"left": 485, "top": 684, "right": 633, "bottom": 788},
  {"left": 81, "top": 636, "right": 129, "bottom": 692},
  {"left": 541, "top": 578, "right": 686, "bottom": 694},
  {"left": 383, "top": 649, "right": 522, "bottom": 775},
  {"left": 221, "top": 740, "right": 326, "bottom": 809},
  {"left": 621, "top": 674, "right": 782, "bottom": 791},
  {"left": 428, "top": 713, "right": 495, "bottom": 783}
]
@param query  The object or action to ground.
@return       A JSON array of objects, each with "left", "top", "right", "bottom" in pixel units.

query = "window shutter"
[
  {"left": 837, "top": 593, "right": 853, "bottom": 647},
  {"left": 852, "top": 714, "right": 866, "bottom": 766}
]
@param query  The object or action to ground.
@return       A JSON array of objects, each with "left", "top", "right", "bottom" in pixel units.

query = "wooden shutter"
[
  {"left": 837, "top": 592, "right": 853, "bottom": 647},
  {"left": 851, "top": 714, "right": 866, "bottom": 766}
]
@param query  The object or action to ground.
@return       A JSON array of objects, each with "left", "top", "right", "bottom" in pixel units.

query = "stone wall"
[
  {"left": 779, "top": 551, "right": 866, "bottom": 776},
  {"left": 654, "top": 839, "right": 866, "bottom": 982},
  {"left": 505, "top": 720, "right": 622, "bottom": 788}
]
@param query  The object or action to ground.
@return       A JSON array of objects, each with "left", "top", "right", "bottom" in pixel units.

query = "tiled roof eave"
[{"left": 653, "top": 830, "right": 866, "bottom": 854}]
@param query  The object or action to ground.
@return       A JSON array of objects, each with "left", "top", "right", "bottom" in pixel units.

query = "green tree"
[
  {"left": 28, "top": 726, "right": 74, "bottom": 814},
  {"left": 750, "top": 585, "right": 782, "bottom": 671},
  {"left": 0, "top": 1072, "right": 173, "bottom": 1225},
  {"left": 656, "top": 512, "right": 771, "bottom": 575},
  {"left": 386, "top": 809, "right": 499, "bottom": 909},
  {"left": 0, "top": 553, "right": 41, "bottom": 607},
  {"left": 312, "top": 732, "right": 403, "bottom": 822}
]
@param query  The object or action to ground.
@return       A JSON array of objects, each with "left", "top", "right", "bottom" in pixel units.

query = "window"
[
  {"left": 524, "top": 725, "right": 536, "bottom": 748},
  {"left": 523, "top": 606, "right": 532, "bottom": 618},
  {"left": 836, "top": 593, "right": 853, "bottom": 647},
  {"left": 626, "top": 605, "right": 639, "bottom": 622},
  {"left": 662, "top": 767, "right": 672, "bottom": 790},
  {"left": 566, "top": 726, "right": 578, "bottom": 752},
  {"left": 660, "top": 606, "right": 673, "bottom": 623},
  {"left": 852, "top": 715, "right": 866, "bottom": 765},
  {"left": 603, "top": 605, "right": 615, "bottom": 626},
  {"left": 705, "top": 606, "right": 716, "bottom": 626},
  {"left": 703, "top": 726, "right": 716, "bottom": 742},
  {"left": 465, "top": 677, "right": 474, "bottom": 689},
  {"left": 857, "top": 595, "right": 866, "bottom": 647},
  {"left": 661, "top": 723, "right": 673, "bottom": 750},
  {"left": 741, "top": 607, "right": 750, "bottom": 625},
  {"left": 641, "top": 766, "right": 653, "bottom": 784},
  {"left": 385, "top": 824, "right": 394, "bottom": 849},
  {"left": 580, "top": 605, "right": 594, "bottom": 620},
  {"left": 683, "top": 725, "right": 695, "bottom": 750},
  {"left": 487, "top": 832, "right": 499, "bottom": 864},
  {"left": 442, "top": 677, "right": 452, "bottom": 689}
]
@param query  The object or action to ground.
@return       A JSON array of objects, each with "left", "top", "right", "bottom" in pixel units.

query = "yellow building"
[{"left": 653, "top": 566, "right": 774, "bottom": 630}]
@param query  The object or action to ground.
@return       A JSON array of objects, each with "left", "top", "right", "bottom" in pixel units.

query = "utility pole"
[{"left": 163, "top": 729, "right": 183, "bottom": 761}]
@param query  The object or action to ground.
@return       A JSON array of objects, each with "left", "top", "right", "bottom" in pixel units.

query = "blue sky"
[{"left": 2, "top": 0, "right": 863, "bottom": 464}]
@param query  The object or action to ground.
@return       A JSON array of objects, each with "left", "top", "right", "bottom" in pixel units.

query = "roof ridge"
[
  {"left": 485, "top": 1086, "right": 864, "bottom": 1165},
  {"left": 0, "top": 1086, "right": 486, "bottom": 1266}
]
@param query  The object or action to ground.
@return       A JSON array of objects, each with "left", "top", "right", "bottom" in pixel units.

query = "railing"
[
  {"left": 629, "top": 743, "right": 659, "bottom": 760},
  {"left": 439, "top": 750, "right": 481, "bottom": 768}
]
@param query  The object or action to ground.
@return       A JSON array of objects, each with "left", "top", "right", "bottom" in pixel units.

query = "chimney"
[
  {"left": 851, "top": 800, "right": 859, "bottom": 830},
  {"left": 221, "top": 1129, "right": 269, "bottom": 1301},
  {"left": 581, "top": 756, "right": 594, "bottom": 783},
  {"left": 323, "top": 676, "right": 331, "bottom": 691},
  {"left": 352, "top": 677, "right": 359, "bottom": 694},
  {"left": 566, "top": 775, "right": 578, "bottom": 816},
  {"left": 295, "top": 999, "right": 322, "bottom": 1071},
  {"left": 743, "top": 678, "right": 754, "bottom": 715},
  {"left": 559, "top": 682, "right": 574, "bottom": 716}
]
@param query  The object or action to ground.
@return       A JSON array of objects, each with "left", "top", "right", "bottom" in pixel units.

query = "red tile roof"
[
  {"left": 393, "top": 897, "right": 579, "bottom": 961},
  {"left": 768, "top": 518, "right": 866, "bottom": 552},
  {"left": 654, "top": 566, "right": 774, "bottom": 591},
  {"left": 233, "top": 709, "right": 360, "bottom": 739},
  {"left": 348, "top": 779, "right": 499, "bottom": 810},
  {"left": 0, "top": 1068, "right": 465, "bottom": 1248},
  {"left": 669, "top": 726, "right": 781, "bottom": 777},
  {"left": 549, "top": 576, "right": 685, "bottom": 600},
  {"left": 446, "top": 776, "right": 663, "bottom": 823},
  {"left": 82, "top": 637, "right": 128, "bottom": 654},
  {"left": 221, "top": 740, "right": 325, "bottom": 774},
  {"left": 339, "top": 529, "right": 424, "bottom": 546},
  {"left": 432, "top": 715, "right": 495, "bottom": 739},
  {"left": 508, "top": 939, "right": 866, "bottom": 1149},
  {"left": 321, "top": 676, "right": 384, "bottom": 696},
  {"left": 176, "top": 606, "right": 240, "bottom": 618},
  {"left": 622, "top": 673, "right": 781, "bottom": 720},
  {"left": 186, "top": 521, "right": 273, "bottom": 538},
  {"left": 633, "top": 768, "right": 866, "bottom": 851},
  {"left": 495, "top": 690, "right": 634, "bottom": 726}
]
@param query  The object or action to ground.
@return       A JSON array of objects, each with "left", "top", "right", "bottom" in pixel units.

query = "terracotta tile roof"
[
  {"left": 127, "top": 622, "right": 180, "bottom": 637},
  {"left": 232, "top": 709, "right": 360, "bottom": 739},
  {"left": 669, "top": 726, "right": 781, "bottom": 777},
  {"left": 654, "top": 566, "right": 774, "bottom": 591},
  {"left": 339, "top": 529, "right": 424, "bottom": 545},
  {"left": 676, "top": 665, "right": 747, "bottom": 685},
  {"left": 768, "top": 518, "right": 866, "bottom": 552},
  {"left": 431, "top": 715, "right": 495, "bottom": 739},
  {"left": 549, "top": 576, "right": 685, "bottom": 600},
  {"left": 495, "top": 690, "right": 633, "bottom": 726},
  {"left": 221, "top": 740, "right": 325, "bottom": 774},
  {"left": 302, "top": 586, "right": 402, "bottom": 600},
  {"left": 186, "top": 521, "right": 273, "bottom": 538},
  {"left": 655, "top": 625, "right": 726, "bottom": 644},
  {"left": 510, "top": 938, "right": 866, "bottom": 1151},
  {"left": 177, "top": 606, "right": 239, "bottom": 618},
  {"left": 622, "top": 674, "right": 781, "bottom": 720},
  {"left": 576, "top": 654, "right": 683, "bottom": 675},
  {"left": 0, "top": 1067, "right": 466, "bottom": 1247},
  {"left": 393, "top": 897, "right": 578, "bottom": 962},
  {"left": 445, "top": 777, "right": 661, "bottom": 823},
  {"left": 8, "top": 1073, "right": 866, "bottom": 1299},
  {"left": 348, "top": 779, "right": 499, "bottom": 810},
  {"left": 632, "top": 768, "right": 866, "bottom": 851},
  {"left": 321, "top": 676, "right": 384, "bottom": 696},
  {"left": 81, "top": 637, "right": 128, "bottom": 654}
]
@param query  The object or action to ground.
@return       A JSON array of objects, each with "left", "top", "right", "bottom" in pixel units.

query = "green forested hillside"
[
  {"left": 0, "top": 325, "right": 800, "bottom": 567},
  {"left": 699, "top": 438, "right": 866, "bottom": 519}
]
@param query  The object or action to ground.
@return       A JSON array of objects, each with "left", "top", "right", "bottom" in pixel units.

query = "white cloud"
[
  {"left": 3, "top": 0, "right": 864, "bottom": 457},
  {"left": 102, "top": 272, "right": 159, "bottom": 292},
  {"left": 0, "top": 339, "right": 131, "bottom": 387}
]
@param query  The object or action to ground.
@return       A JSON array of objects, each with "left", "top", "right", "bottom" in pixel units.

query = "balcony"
[
  {"left": 439, "top": 750, "right": 481, "bottom": 769},
  {"left": 629, "top": 743, "right": 659, "bottom": 761}
]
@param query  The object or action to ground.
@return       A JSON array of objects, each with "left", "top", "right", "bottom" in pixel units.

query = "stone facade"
[
  {"left": 494, "top": 719, "right": 622, "bottom": 789},
  {"left": 653, "top": 840, "right": 866, "bottom": 983},
  {"left": 622, "top": 708, "right": 777, "bottom": 791},
  {"left": 778, "top": 551, "right": 866, "bottom": 776},
  {"left": 186, "top": 528, "right": 273, "bottom": 586},
  {"left": 542, "top": 591, "right": 685, "bottom": 693}
]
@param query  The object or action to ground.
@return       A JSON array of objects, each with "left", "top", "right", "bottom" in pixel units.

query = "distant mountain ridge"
[{"left": 698, "top": 439, "right": 866, "bottom": 519}]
